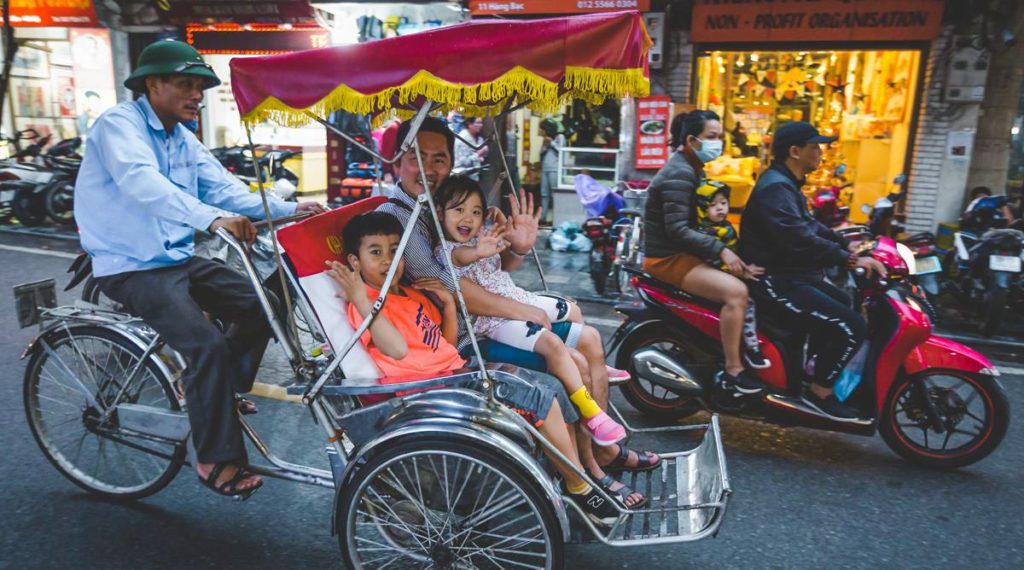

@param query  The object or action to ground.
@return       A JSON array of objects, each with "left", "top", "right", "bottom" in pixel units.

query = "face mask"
[{"left": 693, "top": 138, "right": 723, "bottom": 163}]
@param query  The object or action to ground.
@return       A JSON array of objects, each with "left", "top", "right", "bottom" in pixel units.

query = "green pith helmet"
[{"left": 124, "top": 40, "right": 220, "bottom": 93}]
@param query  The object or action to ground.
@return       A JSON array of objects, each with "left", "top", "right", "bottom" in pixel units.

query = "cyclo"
[{"left": 17, "top": 12, "right": 729, "bottom": 568}]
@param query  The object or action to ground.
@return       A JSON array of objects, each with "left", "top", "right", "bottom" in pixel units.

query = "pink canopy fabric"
[{"left": 230, "top": 11, "right": 651, "bottom": 125}]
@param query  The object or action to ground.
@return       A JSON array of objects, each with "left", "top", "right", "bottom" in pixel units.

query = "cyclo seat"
[{"left": 274, "top": 198, "right": 548, "bottom": 405}]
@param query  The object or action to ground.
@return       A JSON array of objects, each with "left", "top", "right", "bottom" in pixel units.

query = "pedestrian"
[
  {"left": 539, "top": 119, "right": 564, "bottom": 225},
  {"left": 74, "top": 39, "right": 326, "bottom": 499},
  {"left": 453, "top": 115, "right": 488, "bottom": 180}
]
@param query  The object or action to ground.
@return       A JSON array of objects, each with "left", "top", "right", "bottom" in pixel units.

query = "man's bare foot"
[{"left": 196, "top": 462, "right": 262, "bottom": 496}]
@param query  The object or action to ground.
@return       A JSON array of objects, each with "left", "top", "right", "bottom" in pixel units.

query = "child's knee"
[
  {"left": 535, "top": 330, "right": 568, "bottom": 356},
  {"left": 578, "top": 325, "right": 602, "bottom": 351},
  {"left": 568, "top": 302, "right": 583, "bottom": 323}
]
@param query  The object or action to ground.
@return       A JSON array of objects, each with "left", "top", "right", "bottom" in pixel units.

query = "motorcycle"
[
  {"left": 34, "top": 137, "right": 82, "bottom": 227},
  {"left": 211, "top": 145, "right": 301, "bottom": 201},
  {"left": 609, "top": 235, "right": 1010, "bottom": 468},
  {"left": 583, "top": 181, "right": 646, "bottom": 297},
  {"left": 946, "top": 195, "right": 1024, "bottom": 335},
  {"left": 0, "top": 129, "right": 54, "bottom": 226}
]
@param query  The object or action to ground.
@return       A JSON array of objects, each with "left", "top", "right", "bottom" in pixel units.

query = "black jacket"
[
  {"left": 739, "top": 162, "right": 850, "bottom": 276},
  {"left": 643, "top": 152, "right": 725, "bottom": 260}
]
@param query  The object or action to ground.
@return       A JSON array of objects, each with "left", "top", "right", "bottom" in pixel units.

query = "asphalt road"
[{"left": 1, "top": 231, "right": 1021, "bottom": 569}]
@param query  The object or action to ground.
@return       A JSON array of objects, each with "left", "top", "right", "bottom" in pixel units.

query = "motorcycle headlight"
[{"left": 895, "top": 242, "right": 917, "bottom": 275}]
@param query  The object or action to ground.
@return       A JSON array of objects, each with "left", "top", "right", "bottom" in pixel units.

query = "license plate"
[
  {"left": 989, "top": 255, "right": 1022, "bottom": 272},
  {"left": 914, "top": 255, "right": 942, "bottom": 275}
]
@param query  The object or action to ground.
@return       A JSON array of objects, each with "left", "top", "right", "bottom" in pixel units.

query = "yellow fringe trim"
[{"left": 241, "top": 65, "right": 649, "bottom": 127}]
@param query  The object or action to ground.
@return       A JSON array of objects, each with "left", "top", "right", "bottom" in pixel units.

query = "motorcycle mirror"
[
  {"left": 860, "top": 204, "right": 872, "bottom": 215},
  {"left": 894, "top": 173, "right": 907, "bottom": 185}
]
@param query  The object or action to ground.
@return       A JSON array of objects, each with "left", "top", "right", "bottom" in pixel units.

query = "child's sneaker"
[
  {"left": 566, "top": 485, "right": 620, "bottom": 527},
  {"left": 585, "top": 411, "right": 626, "bottom": 446},
  {"left": 743, "top": 346, "right": 771, "bottom": 369},
  {"left": 605, "top": 365, "right": 631, "bottom": 385}
]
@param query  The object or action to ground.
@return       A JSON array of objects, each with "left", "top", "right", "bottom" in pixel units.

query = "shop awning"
[{"left": 230, "top": 10, "right": 651, "bottom": 126}]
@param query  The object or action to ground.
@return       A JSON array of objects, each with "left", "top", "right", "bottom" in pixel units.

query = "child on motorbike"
[
  {"left": 431, "top": 175, "right": 627, "bottom": 446},
  {"left": 325, "top": 211, "right": 624, "bottom": 526},
  {"left": 695, "top": 180, "right": 769, "bottom": 368}
]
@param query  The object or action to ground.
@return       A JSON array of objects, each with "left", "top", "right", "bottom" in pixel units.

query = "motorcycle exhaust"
[{"left": 631, "top": 348, "right": 704, "bottom": 396}]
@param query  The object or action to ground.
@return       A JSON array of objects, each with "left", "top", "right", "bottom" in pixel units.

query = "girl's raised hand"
[{"left": 475, "top": 224, "right": 509, "bottom": 258}]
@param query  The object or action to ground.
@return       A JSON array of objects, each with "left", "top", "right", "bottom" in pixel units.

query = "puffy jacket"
[
  {"left": 739, "top": 162, "right": 850, "bottom": 276},
  {"left": 643, "top": 152, "right": 725, "bottom": 260}
]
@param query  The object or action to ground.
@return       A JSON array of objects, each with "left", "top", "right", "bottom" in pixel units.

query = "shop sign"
[
  {"left": 1, "top": 0, "right": 98, "bottom": 27},
  {"left": 692, "top": 0, "right": 945, "bottom": 43},
  {"left": 635, "top": 95, "right": 672, "bottom": 170},
  {"left": 187, "top": 24, "right": 330, "bottom": 55},
  {"left": 118, "top": 1, "right": 315, "bottom": 26},
  {"left": 470, "top": 0, "right": 650, "bottom": 16}
]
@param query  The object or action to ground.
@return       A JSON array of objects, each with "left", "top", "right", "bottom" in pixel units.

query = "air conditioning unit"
[{"left": 645, "top": 13, "right": 664, "bottom": 69}]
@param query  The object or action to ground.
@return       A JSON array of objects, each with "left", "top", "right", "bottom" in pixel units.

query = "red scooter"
[{"left": 608, "top": 236, "right": 1010, "bottom": 468}]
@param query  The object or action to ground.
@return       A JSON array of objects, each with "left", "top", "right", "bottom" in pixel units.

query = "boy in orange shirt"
[{"left": 326, "top": 211, "right": 625, "bottom": 526}]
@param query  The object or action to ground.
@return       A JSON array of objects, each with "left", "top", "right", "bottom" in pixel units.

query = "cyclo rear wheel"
[
  {"left": 338, "top": 435, "right": 565, "bottom": 570},
  {"left": 23, "top": 325, "right": 185, "bottom": 499}
]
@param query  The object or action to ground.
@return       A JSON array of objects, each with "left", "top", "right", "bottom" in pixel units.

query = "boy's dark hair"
[
  {"left": 669, "top": 109, "right": 720, "bottom": 149},
  {"left": 433, "top": 175, "right": 487, "bottom": 244},
  {"left": 396, "top": 116, "right": 454, "bottom": 160},
  {"left": 970, "top": 186, "right": 992, "bottom": 200},
  {"left": 342, "top": 211, "right": 403, "bottom": 257}
]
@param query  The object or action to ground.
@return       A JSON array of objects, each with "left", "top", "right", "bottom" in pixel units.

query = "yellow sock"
[
  {"left": 569, "top": 386, "right": 603, "bottom": 420},
  {"left": 566, "top": 480, "right": 591, "bottom": 495}
]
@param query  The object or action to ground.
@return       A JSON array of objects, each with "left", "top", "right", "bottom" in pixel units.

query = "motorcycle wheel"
[
  {"left": 589, "top": 248, "right": 608, "bottom": 296},
  {"left": 43, "top": 179, "right": 75, "bottom": 226},
  {"left": 614, "top": 328, "right": 703, "bottom": 421},
  {"left": 879, "top": 370, "right": 1009, "bottom": 469},
  {"left": 12, "top": 187, "right": 47, "bottom": 226},
  {"left": 980, "top": 286, "right": 1007, "bottom": 337}
]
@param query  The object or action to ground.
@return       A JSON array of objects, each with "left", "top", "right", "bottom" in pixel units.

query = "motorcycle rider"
[
  {"left": 740, "top": 122, "right": 885, "bottom": 420},
  {"left": 74, "top": 40, "right": 325, "bottom": 498}
]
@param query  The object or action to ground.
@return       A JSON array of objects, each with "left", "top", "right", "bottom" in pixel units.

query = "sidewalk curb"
[{"left": 0, "top": 226, "right": 79, "bottom": 242}]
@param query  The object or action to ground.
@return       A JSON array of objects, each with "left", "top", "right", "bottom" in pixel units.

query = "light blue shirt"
[{"left": 75, "top": 96, "right": 296, "bottom": 277}]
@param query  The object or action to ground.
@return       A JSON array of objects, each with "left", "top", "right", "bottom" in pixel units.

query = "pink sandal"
[{"left": 585, "top": 411, "right": 626, "bottom": 446}]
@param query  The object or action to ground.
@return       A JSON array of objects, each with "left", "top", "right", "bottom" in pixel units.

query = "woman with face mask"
[{"left": 642, "top": 110, "right": 767, "bottom": 393}]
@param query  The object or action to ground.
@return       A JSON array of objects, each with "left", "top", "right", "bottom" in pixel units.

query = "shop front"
[
  {"left": 1, "top": 3, "right": 117, "bottom": 156},
  {"left": 689, "top": 0, "right": 945, "bottom": 224}
]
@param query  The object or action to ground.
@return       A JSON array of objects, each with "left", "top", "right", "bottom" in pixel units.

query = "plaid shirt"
[{"left": 376, "top": 187, "right": 471, "bottom": 350}]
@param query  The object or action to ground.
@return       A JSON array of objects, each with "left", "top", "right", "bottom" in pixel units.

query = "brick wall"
[{"left": 904, "top": 26, "right": 954, "bottom": 233}]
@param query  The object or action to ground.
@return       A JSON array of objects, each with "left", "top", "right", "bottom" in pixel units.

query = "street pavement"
[{"left": 1, "top": 230, "right": 1022, "bottom": 569}]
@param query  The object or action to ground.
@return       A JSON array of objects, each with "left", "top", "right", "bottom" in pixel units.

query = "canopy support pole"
[
  {"left": 411, "top": 133, "right": 493, "bottom": 396},
  {"left": 244, "top": 125, "right": 303, "bottom": 364},
  {"left": 302, "top": 103, "right": 436, "bottom": 168},
  {"left": 490, "top": 118, "right": 549, "bottom": 292}
]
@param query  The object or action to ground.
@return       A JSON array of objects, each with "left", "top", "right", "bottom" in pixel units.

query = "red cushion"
[{"left": 276, "top": 197, "right": 387, "bottom": 277}]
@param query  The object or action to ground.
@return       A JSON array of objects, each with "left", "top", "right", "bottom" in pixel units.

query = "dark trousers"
[
  {"left": 750, "top": 274, "right": 867, "bottom": 387},
  {"left": 97, "top": 257, "right": 272, "bottom": 464}
]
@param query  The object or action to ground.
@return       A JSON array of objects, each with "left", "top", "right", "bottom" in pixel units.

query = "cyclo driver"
[{"left": 74, "top": 40, "right": 324, "bottom": 498}]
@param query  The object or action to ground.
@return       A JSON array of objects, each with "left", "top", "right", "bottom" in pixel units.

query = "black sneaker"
[
  {"left": 743, "top": 347, "right": 771, "bottom": 369},
  {"left": 801, "top": 392, "right": 863, "bottom": 421},
  {"left": 567, "top": 486, "right": 620, "bottom": 527},
  {"left": 717, "top": 369, "right": 766, "bottom": 395}
]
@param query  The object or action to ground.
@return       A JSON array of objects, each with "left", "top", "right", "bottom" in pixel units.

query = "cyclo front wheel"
[
  {"left": 23, "top": 325, "right": 185, "bottom": 499},
  {"left": 338, "top": 435, "right": 565, "bottom": 570}
]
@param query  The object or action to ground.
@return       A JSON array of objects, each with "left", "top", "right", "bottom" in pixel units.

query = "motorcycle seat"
[
  {"left": 618, "top": 207, "right": 642, "bottom": 217},
  {"left": 623, "top": 265, "right": 723, "bottom": 311},
  {"left": 901, "top": 231, "right": 934, "bottom": 244}
]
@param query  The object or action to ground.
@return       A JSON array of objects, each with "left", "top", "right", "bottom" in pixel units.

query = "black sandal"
[
  {"left": 586, "top": 469, "right": 647, "bottom": 509},
  {"left": 198, "top": 463, "right": 263, "bottom": 500},
  {"left": 601, "top": 444, "right": 661, "bottom": 473}
]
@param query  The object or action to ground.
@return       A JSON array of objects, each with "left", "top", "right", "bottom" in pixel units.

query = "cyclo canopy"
[{"left": 229, "top": 10, "right": 652, "bottom": 125}]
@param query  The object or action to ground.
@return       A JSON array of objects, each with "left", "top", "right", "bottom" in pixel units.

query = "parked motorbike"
[
  {"left": 36, "top": 137, "right": 82, "bottom": 226},
  {"left": 0, "top": 129, "right": 54, "bottom": 226},
  {"left": 609, "top": 236, "right": 1009, "bottom": 468},
  {"left": 211, "top": 145, "right": 301, "bottom": 201},
  {"left": 583, "top": 181, "right": 645, "bottom": 296},
  {"left": 946, "top": 195, "right": 1024, "bottom": 336}
]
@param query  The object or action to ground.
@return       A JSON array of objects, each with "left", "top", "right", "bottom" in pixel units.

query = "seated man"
[
  {"left": 325, "top": 211, "right": 626, "bottom": 525},
  {"left": 377, "top": 117, "right": 660, "bottom": 489}
]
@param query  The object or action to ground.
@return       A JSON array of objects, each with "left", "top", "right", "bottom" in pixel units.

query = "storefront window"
[{"left": 695, "top": 49, "right": 921, "bottom": 222}]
